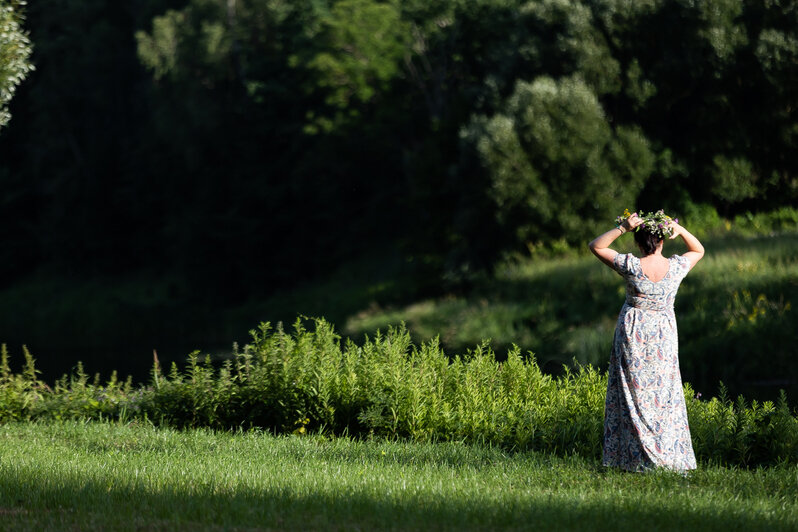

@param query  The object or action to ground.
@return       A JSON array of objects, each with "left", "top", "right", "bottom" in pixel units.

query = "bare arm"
[
  {"left": 669, "top": 222, "right": 704, "bottom": 269},
  {"left": 588, "top": 213, "right": 642, "bottom": 269}
]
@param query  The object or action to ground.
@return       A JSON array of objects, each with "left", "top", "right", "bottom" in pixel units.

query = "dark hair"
[{"left": 634, "top": 227, "right": 663, "bottom": 256}]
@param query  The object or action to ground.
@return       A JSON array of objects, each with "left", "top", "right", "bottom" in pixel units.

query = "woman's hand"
[
  {"left": 589, "top": 213, "right": 639, "bottom": 269},
  {"left": 668, "top": 221, "right": 705, "bottom": 269},
  {"left": 622, "top": 213, "right": 643, "bottom": 232},
  {"left": 668, "top": 221, "right": 684, "bottom": 240}
]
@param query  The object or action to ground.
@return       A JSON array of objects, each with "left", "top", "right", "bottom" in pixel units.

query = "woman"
[{"left": 588, "top": 211, "right": 705, "bottom": 472}]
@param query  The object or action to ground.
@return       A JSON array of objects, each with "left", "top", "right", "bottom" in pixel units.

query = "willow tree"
[{"left": 0, "top": 0, "right": 32, "bottom": 130}]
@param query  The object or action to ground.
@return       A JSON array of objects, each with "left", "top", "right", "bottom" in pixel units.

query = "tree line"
[{"left": 1, "top": 0, "right": 796, "bottom": 303}]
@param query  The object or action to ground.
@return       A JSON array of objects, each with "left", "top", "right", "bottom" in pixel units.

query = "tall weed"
[{"left": 0, "top": 318, "right": 796, "bottom": 467}]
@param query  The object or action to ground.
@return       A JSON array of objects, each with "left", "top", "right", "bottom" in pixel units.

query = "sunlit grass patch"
[{"left": 0, "top": 421, "right": 796, "bottom": 531}]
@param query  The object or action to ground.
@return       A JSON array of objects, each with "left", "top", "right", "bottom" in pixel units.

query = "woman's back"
[{"left": 613, "top": 253, "right": 691, "bottom": 312}]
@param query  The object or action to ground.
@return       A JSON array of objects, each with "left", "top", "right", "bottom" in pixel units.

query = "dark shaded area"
[
  {"left": 0, "top": 458, "right": 794, "bottom": 531},
  {"left": 1, "top": 1, "right": 798, "bottom": 386}
]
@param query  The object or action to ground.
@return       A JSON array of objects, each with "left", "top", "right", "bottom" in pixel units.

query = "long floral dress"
[{"left": 603, "top": 253, "right": 697, "bottom": 472}]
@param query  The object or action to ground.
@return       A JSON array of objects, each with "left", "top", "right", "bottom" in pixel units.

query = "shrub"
[
  {"left": 0, "top": 317, "right": 796, "bottom": 467},
  {"left": 36, "top": 363, "right": 133, "bottom": 422},
  {"left": 0, "top": 345, "right": 45, "bottom": 422},
  {"left": 733, "top": 207, "right": 798, "bottom": 235},
  {"left": 686, "top": 383, "right": 798, "bottom": 467}
]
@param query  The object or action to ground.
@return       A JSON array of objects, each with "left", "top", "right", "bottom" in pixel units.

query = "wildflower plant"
[{"left": 616, "top": 209, "right": 679, "bottom": 239}]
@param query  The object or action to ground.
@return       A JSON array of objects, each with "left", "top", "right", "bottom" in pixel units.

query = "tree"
[
  {"left": 464, "top": 76, "right": 653, "bottom": 247},
  {"left": 0, "top": 0, "right": 33, "bottom": 130}
]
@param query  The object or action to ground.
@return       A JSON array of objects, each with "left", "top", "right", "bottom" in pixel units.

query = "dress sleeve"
[
  {"left": 612, "top": 253, "right": 632, "bottom": 277},
  {"left": 671, "top": 254, "right": 692, "bottom": 281}
]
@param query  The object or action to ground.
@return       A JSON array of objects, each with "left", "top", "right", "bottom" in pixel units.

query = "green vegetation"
[
  {"left": 2, "top": 312, "right": 796, "bottom": 467},
  {"left": 345, "top": 227, "right": 798, "bottom": 403},
  {"left": 1, "top": 212, "right": 795, "bottom": 399},
  {"left": 3, "top": 1, "right": 798, "bottom": 401},
  {"left": 1, "top": 421, "right": 796, "bottom": 531},
  {"left": 3, "top": 0, "right": 798, "bottom": 304},
  {"left": 2, "top": 5, "right": 796, "bottom": 527},
  {"left": 0, "top": 0, "right": 32, "bottom": 130}
]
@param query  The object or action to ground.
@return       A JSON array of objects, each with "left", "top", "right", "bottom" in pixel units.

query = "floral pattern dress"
[{"left": 603, "top": 253, "right": 697, "bottom": 472}]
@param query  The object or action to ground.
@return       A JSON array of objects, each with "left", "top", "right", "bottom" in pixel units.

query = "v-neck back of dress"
[
  {"left": 636, "top": 255, "right": 671, "bottom": 284},
  {"left": 614, "top": 254, "right": 690, "bottom": 313}
]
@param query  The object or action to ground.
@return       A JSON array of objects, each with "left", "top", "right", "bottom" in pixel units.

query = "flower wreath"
[{"left": 615, "top": 209, "right": 678, "bottom": 239}]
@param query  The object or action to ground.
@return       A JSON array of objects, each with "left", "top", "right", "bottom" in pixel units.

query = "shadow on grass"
[{"left": 0, "top": 472, "right": 792, "bottom": 531}]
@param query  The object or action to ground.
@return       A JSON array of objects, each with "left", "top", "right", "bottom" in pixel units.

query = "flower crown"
[{"left": 615, "top": 209, "right": 678, "bottom": 239}]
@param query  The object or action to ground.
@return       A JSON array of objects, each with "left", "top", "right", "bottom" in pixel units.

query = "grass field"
[{"left": 1, "top": 421, "right": 796, "bottom": 531}]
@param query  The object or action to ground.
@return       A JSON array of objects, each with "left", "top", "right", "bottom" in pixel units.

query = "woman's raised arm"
[
  {"left": 669, "top": 222, "right": 704, "bottom": 270},
  {"left": 588, "top": 213, "right": 642, "bottom": 268}
]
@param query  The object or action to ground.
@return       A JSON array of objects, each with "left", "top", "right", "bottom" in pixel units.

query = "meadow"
[
  {"left": 2, "top": 313, "right": 796, "bottom": 468},
  {"left": 1, "top": 421, "right": 797, "bottom": 531},
  {"left": 2, "top": 211, "right": 796, "bottom": 405},
  {"left": 0, "top": 216, "right": 797, "bottom": 530},
  {"left": 4, "top": 3, "right": 798, "bottom": 527},
  {"left": 342, "top": 226, "right": 798, "bottom": 403}
]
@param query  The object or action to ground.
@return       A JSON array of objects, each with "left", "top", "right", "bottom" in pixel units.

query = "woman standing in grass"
[{"left": 588, "top": 210, "right": 705, "bottom": 472}]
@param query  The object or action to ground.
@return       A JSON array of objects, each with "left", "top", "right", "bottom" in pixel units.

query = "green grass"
[{"left": 0, "top": 422, "right": 797, "bottom": 531}]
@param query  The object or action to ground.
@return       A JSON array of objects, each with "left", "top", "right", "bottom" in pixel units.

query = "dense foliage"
[
  {"left": 1, "top": 0, "right": 798, "bottom": 300},
  {"left": 1, "top": 317, "right": 796, "bottom": 467},
  {"left": 0, "top": 0, "right": 32, "bottom": 130}
]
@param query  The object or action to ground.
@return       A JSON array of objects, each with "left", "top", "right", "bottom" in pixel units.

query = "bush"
[
  {"left": 0, "top": 317, "right": 797, "bottom": 467},
  {"left": 0, "top": 1, "right": 34, "bottom": 130},
  {"left": 0, "top": 345, "right": 45, "bottom": 422},
  {"left": 686, "top": 383, "right": 798, "bottom": 467},
  {"left": 733, "top": 207, "right": 798, "bottom": 235}
]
